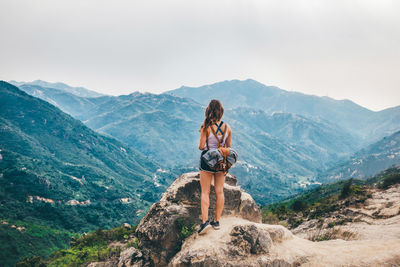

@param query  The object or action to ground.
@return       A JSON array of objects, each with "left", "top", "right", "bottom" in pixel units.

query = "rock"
[
  {"left": 87, "top": 261, "right": 117, "bottom": 267},
  {"left": 229, "top": 224, "right": 272, "bottom": 255},
  {"left": 86, "top": 173, "right": 400, "bottom": 267},
  {"left": 123, "top": 223, "right": 132, "bottom": 229},
  {"left": 135, "top": 172, "right": 261, "bottom": 266},
  {"left": 168, "top": 216, "right": 301, "bottom": 267},
  {"left": 118, "top": 247, "right": 143, "bottom": 267}
]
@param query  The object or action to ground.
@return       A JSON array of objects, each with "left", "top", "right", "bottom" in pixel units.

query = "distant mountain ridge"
[
  {"left": 9, "top": 79, "right": 105, "bottom": 98},
  {"left": 165, "top": 79, "right": 400, "bottom": 143},
  {"left": 10, "top": 79, "right": 400, "bottom": 204},
  {"left": 14, "top": 83, "right": 98, "bottom": 118},
  {"left": 318, "top": 130, "right": 400, "bottom": 182}
]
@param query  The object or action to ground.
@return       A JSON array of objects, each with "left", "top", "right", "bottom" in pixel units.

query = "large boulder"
[
  {"left": 168, "top": 216, "right": 304, "bottom": 267},
  {"left": 169, "top": 215, "right": 400, "bottom": 267},
  {"left": 135, "top": 172, "right": 262, "bottom": 266}
]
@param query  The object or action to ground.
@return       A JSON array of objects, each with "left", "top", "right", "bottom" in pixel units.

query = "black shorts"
[{"left": 199, "top": 150, "right": 228, "bottom": 174}]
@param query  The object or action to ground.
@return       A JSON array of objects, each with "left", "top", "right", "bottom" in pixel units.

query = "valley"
[{"left": 1, "top": 78, "right": 399, "bottom": 266}]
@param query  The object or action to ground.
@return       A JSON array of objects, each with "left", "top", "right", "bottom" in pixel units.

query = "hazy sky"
[{"left": 1, "top": 0, "right": 399, "bottom": 111}]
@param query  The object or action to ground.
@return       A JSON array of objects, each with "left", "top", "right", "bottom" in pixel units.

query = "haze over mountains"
[
  {"left": 166, "top": 79, "right": 400, "bottom": 143},
  {"left": 9, "top": 79, "right": 105, "bottom": 98},
  {"left": 319, "top": 130, "right": 400, "bottom": 183},
  {"left": 7, "top": 78, "right": 400, "bottom": 204}
]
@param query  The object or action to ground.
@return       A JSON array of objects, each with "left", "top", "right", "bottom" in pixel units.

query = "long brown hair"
[{"left": 199, "top": 99, "right": 224, "bottom": 132}]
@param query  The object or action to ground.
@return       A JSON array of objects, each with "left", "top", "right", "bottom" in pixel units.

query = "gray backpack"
[{"left": 202, "top": 121, "right": 238, "bottom": 172}]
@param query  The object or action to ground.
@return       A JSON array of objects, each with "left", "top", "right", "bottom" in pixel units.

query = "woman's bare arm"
[
  {"left": 225, "top": 124, "right": 232, "bottom": 148},
  {"left": 199, "top": 128, "right": 207, "bottom": 150}
]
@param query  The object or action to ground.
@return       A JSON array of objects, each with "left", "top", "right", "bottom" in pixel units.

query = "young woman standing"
[{"left": 197, "top": 99, "right": 232, "bottom": 235}]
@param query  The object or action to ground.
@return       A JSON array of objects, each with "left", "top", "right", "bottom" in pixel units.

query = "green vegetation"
[
  {"left": 175, "top": 218, "right": 197, "bottom": 252},
  {"left": 16, "top": 225, "right": 137, "bottom": 267},
  {"left": 339, "top": 178, "right": 353, "bottom": 199},
  {"left": 0, "top": 81, "right": 175, "bottom": 265},
  {"left": 261, "top": 167, "right": 400, "bottom": 229},
  {"left": 0, "top": 220, "right": 72, "bottom": 267},
  {"left": 380, "top": 172, "right": 400, "bottom": 189}
]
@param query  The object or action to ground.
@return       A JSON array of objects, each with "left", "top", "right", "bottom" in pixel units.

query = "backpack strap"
[
  {"left": 210, "top": 122, "right": 227, "bottom": 148},
  {"left": 205, "top": 128, "right": 209, "bottom": 150},
  {"left": 214, "top": 121, "right": 224, "bottom": 135},
  {"left": 221, "top": 123, "right": 228, "bottom": 148}
]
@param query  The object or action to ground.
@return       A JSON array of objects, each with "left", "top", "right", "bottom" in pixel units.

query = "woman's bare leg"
[
  {"left": 214, "top": 172, "right": 226, "bottom": 221},
  {"left": 200, "top": 170, "right": 213, "bottom": 223}
]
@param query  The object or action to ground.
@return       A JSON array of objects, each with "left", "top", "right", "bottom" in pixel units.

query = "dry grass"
[{"left": 307, "top": 226, "right": 358, "bottom": 242}]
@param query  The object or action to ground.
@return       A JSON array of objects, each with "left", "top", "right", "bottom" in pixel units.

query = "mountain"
[
  {"left": 165, "top": 79, "right": 400, "bottom": 143},
  {"left": 227, "top": 108, "right": 361, "bottom": 164},
  {"left": 13, "top": 82, "right": 361, "bottom": 168},
  {"left": 0, "top": 81, "right": 172, "bottom": 228},
  {"left": 14, "top": 83, "right": 98, "bottom": 119},
  {"left": 9, "top": 79, "right": 104, "bottom": 98},
  {"left": 318, "top": 131, "right": 400, "bottom": 182},
  {"left": 0, "top": 81, "right": 176, "bottom": 265},
  {"left": 10, "top": 81, "right": 371, "bottom": 204}
]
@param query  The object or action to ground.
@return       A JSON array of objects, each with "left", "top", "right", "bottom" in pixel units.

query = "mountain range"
[
  {"left": 8, "top": 79, "right": 400, "bottom": 204},
  {"left": 9, "top": 79, "right": 104, "bottom": 98},
  {"left": 0, "top": 81, "right": 177, "bottom": 233},
  {"left": 166, "top": 79, "right": 400, "bottom": 143},
  {"left": 2, "top": 78, "right": 399, "bottom": 266},
  {"left": 317, "top": 130, "right": 400, "bottom": 182}
]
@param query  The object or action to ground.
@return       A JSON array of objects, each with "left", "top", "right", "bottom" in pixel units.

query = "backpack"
[{"left": 202, "top": 121, "right": 238, "bottom": 173}]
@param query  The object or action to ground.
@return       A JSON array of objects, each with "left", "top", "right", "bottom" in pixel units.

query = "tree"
[{"left": 340, "top": 179, "right": 353, "bottom": 199}]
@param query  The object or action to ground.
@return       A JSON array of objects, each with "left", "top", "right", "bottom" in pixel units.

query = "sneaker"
[
  {"left": 210, "top": 219, "right": 220, "bottom": 229},
  {"left": 198, "top": 220, "right": 212, "bottom": 235}
]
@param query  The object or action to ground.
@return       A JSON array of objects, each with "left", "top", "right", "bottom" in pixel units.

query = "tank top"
[{"left": 203, "top": 122, "right": 228, "bottom": 150}]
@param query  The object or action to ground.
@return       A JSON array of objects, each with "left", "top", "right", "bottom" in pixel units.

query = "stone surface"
[
  {"left": 169, "top": 215, "right": 400, "bottom": 267},
  {"left": 168, "top": 216, "right": 303, "bottom": 267},
  {"left": 87, "top": 175, "right": 400, "bottom": 267},
  {"left": 87, "top": 261, "right": 117, "bottom": 267},
  {"left": 135, "top": 172, "right": 262, "bottom": 266},
  {"left": 118, "top": 247, "right": 143, "bottom": 267},
  {"left": 292, "top": 184, "right": 400, "bottom": 241}
]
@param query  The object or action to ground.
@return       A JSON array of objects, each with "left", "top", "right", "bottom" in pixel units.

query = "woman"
[{"left": 197, "top": 99, "right": 232, "bottom": 235}]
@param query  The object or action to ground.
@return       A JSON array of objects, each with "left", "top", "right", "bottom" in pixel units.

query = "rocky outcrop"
[
  {"left": 292, "top": 184, "right": 400, "bottom": 241},
  {"left": 170, "top": 214, "right": 400, "bottom": 267},
  {"left": 86, "top": 173, "right": 400, "bottom": 267},
  {"left": 134, "top": 172, "right": 261, "bottom": 266},
  {"left": 169, "top": 216, "right": 303, "bottom": 267}
]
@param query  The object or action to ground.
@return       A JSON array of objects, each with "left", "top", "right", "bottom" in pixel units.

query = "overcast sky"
[{"left": 0, "top": 0, "right": 399, "bottom": 111}]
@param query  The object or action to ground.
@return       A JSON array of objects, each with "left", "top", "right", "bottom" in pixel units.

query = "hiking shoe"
[
  {"left": 210, "top": 219, "right": 220, "bottom": 229},
  {"left": 198, "top": 220, "right": 212, "bottom": 235}
]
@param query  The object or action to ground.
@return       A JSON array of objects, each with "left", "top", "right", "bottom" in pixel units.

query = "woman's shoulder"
[{"left": 223, "top": 121, "right": 231, "bottom": 133}]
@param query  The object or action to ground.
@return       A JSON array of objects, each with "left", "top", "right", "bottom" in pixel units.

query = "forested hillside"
[{"left": 0, "top": 81, "right": 175, "bottom": 266}]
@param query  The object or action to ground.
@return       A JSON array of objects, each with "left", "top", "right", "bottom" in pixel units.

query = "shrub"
[
  {"left": 16, "top": 256, "right": 46, "bottom": 267},
  {"left": 340, "top": 179, "right": 353, "bottom": 199},
  {"left": 262, "top": 211, "right": 279, "bottom": 224},
  {"left": 126, "top": 237, "right": 140, "bottom": 249},
  {"left": 308, "top": 227, "right": 357, "bottom": 242},
  {"left": 276, "top": 205, "right": 288, "bottom": 220},
  {"left": 291, "top": 199, "right": 306, "bottom": 212},
  {"left": 175, "top": 218, "right": 196, "bottom": 252},
  {"left": 350, "top": 184, "right": 366, "bottom": 195},
  {"left": 288, "top": 216, "right": 303, "bottom": 228},
  {"left": 380, "top": 173, "right": 400, "bottom": 189}
]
